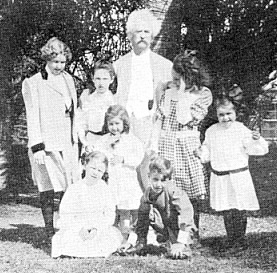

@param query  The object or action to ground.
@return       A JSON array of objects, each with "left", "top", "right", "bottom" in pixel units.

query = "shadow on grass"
[
  {"left": 202, "top": 232, "right": 277, "bottom": 271},
  {"left": 0, "top": 224, "right": 51, "bottom": 255},
  {"left": 0, "top": 191, "right": 40, "bottom": 207},
  {"left": 0, "top": 190, "right": 62, "bottom": 211}
]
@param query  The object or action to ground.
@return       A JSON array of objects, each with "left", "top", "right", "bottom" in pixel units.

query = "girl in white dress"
[
  {"left": 197, "top": 97, "right": 268, "bottom": 249},
  {"left": 51, "top": 151, "right": 122, "bottom": 258},
  {"left": 94, "top": 105, "right": 144, "bottom": 242},
  {"left": 77, "top": 60, "right": 115, "bottom": 152}
]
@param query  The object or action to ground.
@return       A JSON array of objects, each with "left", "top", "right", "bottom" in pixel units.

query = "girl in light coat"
[{"left": 22, "top": 37, "right": 79, "bottom": 238}]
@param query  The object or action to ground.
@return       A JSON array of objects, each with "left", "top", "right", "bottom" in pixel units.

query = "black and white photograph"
[{"left": 0, "top": 0, "right": 277, "bottom": 272}]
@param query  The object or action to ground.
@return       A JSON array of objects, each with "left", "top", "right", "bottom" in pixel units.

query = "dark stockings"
[
  {"left": 190, "top": 199, "right": 201, "bottom": 239},
  {"left": 40, "top": 190, "right": 64, "bottom": 238},
  {"left": 223, "top": 209, "right": 247, "bottom": 243},
  {"left": 40, "top": 190, "right": 55, "bottom": 237},
  {"left": 56, "top": 191, "right": 64, "bottom": 205}
]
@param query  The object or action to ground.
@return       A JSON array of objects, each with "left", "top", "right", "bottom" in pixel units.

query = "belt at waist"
[
  {"left": 211, "top": 166, "right": 249, "bottom": 176},
  {"left": 87, "top": 130, "right": 104, "bottom": 136}
]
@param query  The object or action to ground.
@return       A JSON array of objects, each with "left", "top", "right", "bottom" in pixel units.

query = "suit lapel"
[
  {"left": 43, "top": 77, "right": 64, "bottom": 96},
  {"left": 42, "top": 71, "right": 76, "bottom": 108},
  {"left": 62, "top": 72, "right": 77, "bottom": 108}
]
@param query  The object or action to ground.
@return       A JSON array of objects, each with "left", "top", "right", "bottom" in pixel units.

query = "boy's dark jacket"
[{"left": 136, "top": 180, "right": 195, "bottom": 243}]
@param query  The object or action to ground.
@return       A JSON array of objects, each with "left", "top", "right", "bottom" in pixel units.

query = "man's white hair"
[{"left": 126, "top": 9, "right": 161, "bottom": 38}]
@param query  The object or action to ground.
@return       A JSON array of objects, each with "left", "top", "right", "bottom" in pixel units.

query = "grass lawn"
[
  {"left": 0, "top": 195, "right": 277, "bottom": 273},
  {"left": 1, "top": 153, "right": 277, "bottom": 272}
]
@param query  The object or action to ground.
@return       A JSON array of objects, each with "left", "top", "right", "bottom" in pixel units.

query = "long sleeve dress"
[
  {"left": 94, "top": 132, "right": 144, "bottom": 210},
  {"left": 201, "top": 121, "right": 268, "bottom": 211},
  {"left": 51, "top": 180, "right": 122, "bottom": 258},
  {"left": 156, "top": 85, "right": 212, "bottom": 199}
]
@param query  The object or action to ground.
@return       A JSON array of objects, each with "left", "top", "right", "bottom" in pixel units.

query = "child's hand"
[
  {"left": 152, "top": 112, "right": 160, "bottom": 123},
  {"left": 169, "top": 243, "right": 192, "bottom": 259},
  {"left": 252, "top": 130, "right": 260, "bottom": 140},
  {"left": 79, "top": 227, "right": 90, "bottom": 241},
  {"left": 34, "top": 150, "right": 46, "bottom": 165},
  {"left": 193, "top": 147, "right": 202, "bottom": 159},
  {"left": 84, "top": 144, "right": 94, "bottom": 154},
  {"left": 79, "top": 227, "right": 97, "bottom": 241},
  {"left": 146, "top": 148, "right": 157, "bottom": 158},
  {"left": 110, "top": 155, "right": 124, "bottom": 165}
]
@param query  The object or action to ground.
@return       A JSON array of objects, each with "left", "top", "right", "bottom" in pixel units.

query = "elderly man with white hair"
[
  {"left": 114, "top": 9, "right": 173, "bottom": 194},
  {"left": 114, "top": 9, "right": 173, "bottom": 148}
]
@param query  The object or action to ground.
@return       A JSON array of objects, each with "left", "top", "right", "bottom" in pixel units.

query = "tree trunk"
[{"left": 147, "top": 0, "right": 185, "bottom": 61}]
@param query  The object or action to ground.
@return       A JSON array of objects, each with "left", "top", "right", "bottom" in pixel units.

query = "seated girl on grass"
[{"left": 51, "top": 151, "right": 122, "bottom": 258}]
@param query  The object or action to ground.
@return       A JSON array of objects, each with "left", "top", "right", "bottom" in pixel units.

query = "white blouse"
[{"left": 78, "top": 90, "right": 114, "bottom": 132}]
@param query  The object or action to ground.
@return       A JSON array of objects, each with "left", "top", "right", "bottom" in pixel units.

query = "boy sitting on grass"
[{"left": 119, "top": 155, "right": 196, "bottom": 259}]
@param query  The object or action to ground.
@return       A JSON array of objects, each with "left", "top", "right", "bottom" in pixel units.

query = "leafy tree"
[{"left": 180, "top": 0, "right": 277, "bottom": 99}]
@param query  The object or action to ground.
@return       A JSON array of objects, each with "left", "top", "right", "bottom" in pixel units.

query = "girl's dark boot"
[
  {"left": 190, "top": 199, "right": 202, "bottom": 248},
  {"left": 191, "top": 199, "right": 200, "bottom": 239},
  {"left": 232, "top": 210, "right": 247, "bottom": 248},
  {"left": 40, "top": 190, "right": 55, "bottom": 238},
  {"left": 223, "top": 210, "right": 235, "bottom": 247}
]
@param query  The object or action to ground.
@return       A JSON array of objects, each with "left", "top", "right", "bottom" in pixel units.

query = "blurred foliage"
[
  {"left": 7, "top": 0, "right": 145, "bottom": 90},
  {"left": 175, "top": 0, "right": 277, "bottom": 131},
  {"left": 180, "top": 0, "right": 277, "bottom": 102}
]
